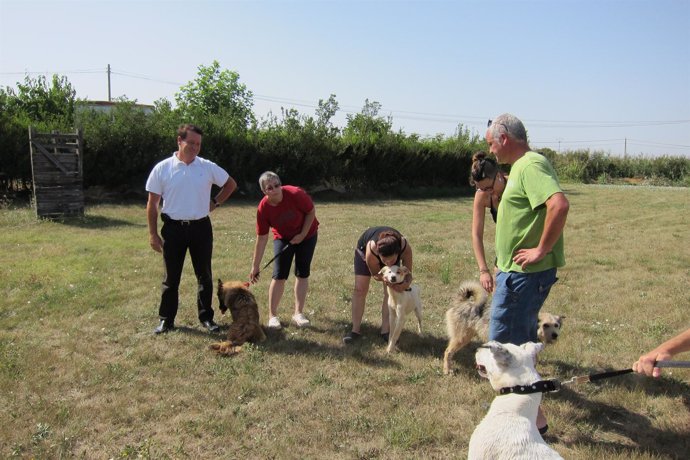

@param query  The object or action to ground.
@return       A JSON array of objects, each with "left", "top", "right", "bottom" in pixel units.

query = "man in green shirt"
[{"left": 485, "top": 113, "right": 570, "bottom": 434}]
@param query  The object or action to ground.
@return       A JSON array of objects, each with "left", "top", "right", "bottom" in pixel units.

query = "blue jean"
[{"left": 488, "top": 268, "right": 558, "bottom": 345}]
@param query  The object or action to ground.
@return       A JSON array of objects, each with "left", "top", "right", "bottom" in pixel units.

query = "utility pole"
[
  {"left": 107, "top": 64, "right": 111, "bottom": 102},
  {"left": 624, "top": 137, "right": 627, "bottom": 156}
]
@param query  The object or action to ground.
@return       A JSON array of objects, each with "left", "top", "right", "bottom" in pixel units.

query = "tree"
[
  {"left": 0, "top": 74, "right": 78, "bottom": 189},
  {"left": 2, "top": 74, "right": 77, "bottom": 128},
  {"left": 315, "top": 94, "right": 339, "bottom": 131},
  {"left": 343, "top": 99, "right": 393, "bottom": 141},
  {"left": 175, "top": 61, "right": 255, "bottom": 131}
]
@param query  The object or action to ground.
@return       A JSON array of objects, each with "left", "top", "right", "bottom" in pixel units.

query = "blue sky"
[{"left": 1, "top": 0, "right": 688, "bottom": 157}]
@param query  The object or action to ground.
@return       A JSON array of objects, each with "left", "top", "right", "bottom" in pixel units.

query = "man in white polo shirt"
[{"left": 146, "top": 123, "right": 237, "bottom": 334}]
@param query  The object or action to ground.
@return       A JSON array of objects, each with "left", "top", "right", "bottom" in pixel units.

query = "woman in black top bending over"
[{"left": 343, "top": 227, "right": 413, "bottom": 344}]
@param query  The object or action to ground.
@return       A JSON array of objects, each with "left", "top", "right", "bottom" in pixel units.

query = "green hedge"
[{"left": 2, "top": 75, "right": 688, "bottom": 195}]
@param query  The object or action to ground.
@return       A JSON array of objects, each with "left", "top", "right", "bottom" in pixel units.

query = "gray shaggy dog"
[{"left": 443, "top": 280, "right": 489, "bottom": 375}]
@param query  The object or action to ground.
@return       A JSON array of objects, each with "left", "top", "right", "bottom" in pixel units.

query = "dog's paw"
[
  {"left": 386, "top": 344, "right": 399, "bottom": 354},
  {"left": 210, "top": 341, "right": 241, "bottom": 356}
]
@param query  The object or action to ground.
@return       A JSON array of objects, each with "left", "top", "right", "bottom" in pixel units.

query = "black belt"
[{"left": 161, "top": 214, "right": 209, "bottom": 225}]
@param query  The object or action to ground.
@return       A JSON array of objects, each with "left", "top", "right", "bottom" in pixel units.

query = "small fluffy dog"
[
  {"left": 469, "top": 341, "right": 563, "bottom": 459},
  {"left": 379, "top": 265, "right": 422, "bottom": 353},
  {"left": 209, "top": 280, "right": 266, "bottom": 356},
  {"left": 443, "top": 281, "right": 564, "bottom": 375}
]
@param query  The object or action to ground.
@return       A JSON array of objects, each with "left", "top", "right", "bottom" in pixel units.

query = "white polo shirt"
[{"left": 145, "top": 152, "right": 230, "bottom": 220}]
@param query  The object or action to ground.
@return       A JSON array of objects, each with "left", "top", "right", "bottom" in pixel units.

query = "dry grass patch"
[{"left": 1, "top": 185, "right": 688, "bottom": 459}]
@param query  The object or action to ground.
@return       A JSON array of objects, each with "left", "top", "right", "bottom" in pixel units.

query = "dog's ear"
[
  {"left": 487, "top": 341, "right": 513, "bottom": 367},
  {"left": 556, "top": 315, "right": 565, "bottom": 322},
  {"left": 399, "top": 265, "right": 410, "bottom": 276},
  {"left": 522, "top": 341, "right": 544, "bottom": 360},
  {"left": 378, "top": 267, "right": 387, "bottom": 275},
  {"left": 522, "top": 342, "right": 543, "bottom": 367}
]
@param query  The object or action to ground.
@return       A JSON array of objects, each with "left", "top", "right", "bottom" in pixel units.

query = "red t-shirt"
[{"left": 256, "top": 185, "right": 319, "bottom": 240}]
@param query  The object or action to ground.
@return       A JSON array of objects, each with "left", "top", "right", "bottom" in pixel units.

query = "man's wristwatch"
[{"left": 212, "top": 197, "right": 220, "bottom": 208}]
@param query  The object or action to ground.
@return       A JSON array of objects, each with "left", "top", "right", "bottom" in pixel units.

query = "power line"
[
  {"left": 110, "top": 70, "right": 183, "bottom": 87},
  {"left": 533, "top": 139, "right": 689, "bottom": 150},
  {"left": 0, "top": 68, "right": 103, "bottom": 75},
  {"left": 4, "top": 66, "right": 689, "bottom": 127},
  {"left": 626, "top": 139, "right": 690, "bottom": 148}
]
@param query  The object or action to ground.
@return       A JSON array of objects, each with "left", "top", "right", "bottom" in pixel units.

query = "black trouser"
[{"left": 159, "top": 214, "right": 214, "bottom": 323}]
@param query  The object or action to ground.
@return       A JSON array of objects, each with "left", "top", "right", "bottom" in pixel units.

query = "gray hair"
[
  {"left": 489, "top": 113, "right": 528, "bottom": 143},
  {"left": 258, "top": 171, "right": 281, "bottom": 191}
]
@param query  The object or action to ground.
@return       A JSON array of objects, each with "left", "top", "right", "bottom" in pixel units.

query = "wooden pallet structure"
[{"left": 29, "top": 127, "right": 84, "bottom": 218}]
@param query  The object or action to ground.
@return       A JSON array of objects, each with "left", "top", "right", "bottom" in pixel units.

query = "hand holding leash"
[{"left": 250, "top": 244, "right": 290, "bottom": 284}]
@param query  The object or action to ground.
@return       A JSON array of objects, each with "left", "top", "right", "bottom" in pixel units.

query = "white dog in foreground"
[
  {"left": 379, "top": 265, "right": 422, "bottom": 353},
  {"left": 469, "top": 341, "right": 563, "bottom": 460}
]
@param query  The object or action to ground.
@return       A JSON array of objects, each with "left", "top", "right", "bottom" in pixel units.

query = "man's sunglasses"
[{"left": 487, "top": 119, "right": 507, "bottom": 130}]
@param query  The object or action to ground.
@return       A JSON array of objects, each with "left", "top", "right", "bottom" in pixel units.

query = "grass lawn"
[{"left": 1, "top": 184, "right": 688, "bottom": 459}]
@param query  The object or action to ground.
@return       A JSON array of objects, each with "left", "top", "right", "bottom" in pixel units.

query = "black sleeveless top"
[
  {"left": 490, "top": 195, "right": 498, "bottom": 224},
  {"left": 357, "top": 226, "right": 407, "bottom": 265}
]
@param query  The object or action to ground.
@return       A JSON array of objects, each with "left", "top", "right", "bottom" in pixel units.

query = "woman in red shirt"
[{"left": 249, "top": 171, "right": 319, "bottom": 329}]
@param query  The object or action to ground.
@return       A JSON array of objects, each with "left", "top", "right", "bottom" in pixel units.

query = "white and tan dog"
[
  {"left": 379, "top": 265, "right": 422, "bottom": 353},
  {"left": 469, "top": 341, "right": 563, "bottom": 460}
]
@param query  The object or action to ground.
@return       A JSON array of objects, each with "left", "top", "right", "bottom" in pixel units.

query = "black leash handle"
[
  {"left": 563, "top": 368, "right": 633, "bottom": 386},
  {"left": 587, "top": 368, "right": 633, "bottom": 382},
  {"left": 656, "top": 360, "right": 690, "bottom": 368}
]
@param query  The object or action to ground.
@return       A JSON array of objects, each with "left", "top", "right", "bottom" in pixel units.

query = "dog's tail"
[{"left": 456, "top": 280, "right": 488, "bottom": 312}]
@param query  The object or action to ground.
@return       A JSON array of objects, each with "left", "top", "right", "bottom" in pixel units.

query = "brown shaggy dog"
[
  {"left": 210, "top": 280, "right": 266, "bottom": 356},
  {"left": 443, "top": 281, "right": 564, "bottom": 375}
]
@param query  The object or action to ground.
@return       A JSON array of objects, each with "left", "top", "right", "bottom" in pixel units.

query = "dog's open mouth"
[{"left": 476, "top": 364, "right": 487, "bottom": 378}]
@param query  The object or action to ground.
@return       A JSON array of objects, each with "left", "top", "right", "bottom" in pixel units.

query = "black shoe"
[
  {"left": 154, "top": 319, "right": 175, "bottom": 334},
  {"left": 343, "top": 331, "right": 361, "bottom": 344},
  {"left": 380, "top": 332, "right": 389, "bottom": 343},
  {"left": 201, "top": 319, "right": 220, "bottom": 333}
]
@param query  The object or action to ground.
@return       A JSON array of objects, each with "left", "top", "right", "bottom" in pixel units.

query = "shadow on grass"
[
  {"left": 171, "top": 317, "right": 401, "bottom": 368},
  {"left": 545, "top": 359, "right": 690, "bottom": 459},
  {"left": 45, "top": 214, "right": 141, "bottom": 229}
]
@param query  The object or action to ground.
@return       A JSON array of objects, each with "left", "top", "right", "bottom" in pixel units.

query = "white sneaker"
[
  {"left": 292, "top": 313, "right": 310, "bottom": 327},
  {"left": 267, "top": 316, "right": 282, "bottom": 329}
]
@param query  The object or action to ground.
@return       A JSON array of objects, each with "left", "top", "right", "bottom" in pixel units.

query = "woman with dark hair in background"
[{"left": 470, "top": 152, "right": 507, "bottom": 293}]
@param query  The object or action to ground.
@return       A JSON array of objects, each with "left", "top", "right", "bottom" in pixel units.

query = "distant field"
[{"left": 1, "top": 184, "right": 688, "bottom": 459}]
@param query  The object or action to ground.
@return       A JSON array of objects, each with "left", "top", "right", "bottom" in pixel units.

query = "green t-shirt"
[{"left": 495, "top": 151, "right": 566, "bottom": 273}]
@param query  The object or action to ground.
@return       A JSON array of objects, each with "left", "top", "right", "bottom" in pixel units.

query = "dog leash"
[
  {"left": 498, "top": 361, "right": 690, "bottom": 395},
  {"left": 560, "top": 360, "right": 690, "bottom": 386},
  {"left": 254, "top": 244, "right": 290, "bottom": 277}
]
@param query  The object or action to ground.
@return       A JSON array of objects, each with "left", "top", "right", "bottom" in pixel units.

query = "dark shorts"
[
  {"left": 488, "top": 268, "right": 558, "bottom": 345},
  {"left": 354, "top": 248, "right": 381, "bottom": 276},
  {"left": 272, "top": 234, "right": 318, "bottom": 280}
]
